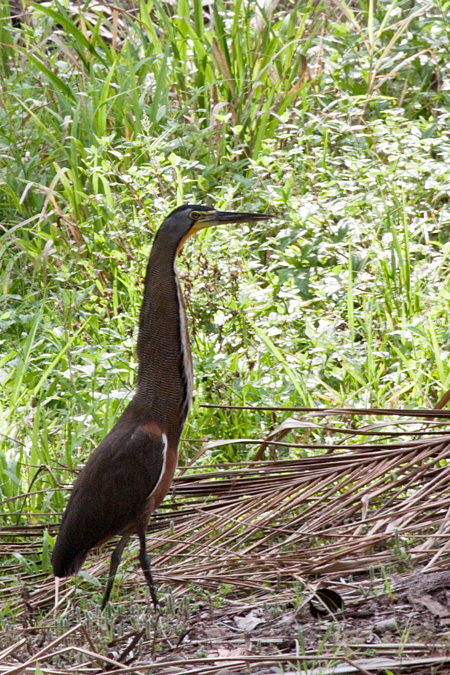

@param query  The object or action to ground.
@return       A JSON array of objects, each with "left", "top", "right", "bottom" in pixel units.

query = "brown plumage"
[{"left": 51, "top": 204, "right": 272, "bottom": 608}]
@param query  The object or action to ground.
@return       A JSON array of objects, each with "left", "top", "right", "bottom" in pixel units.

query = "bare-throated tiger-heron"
[{"left": 51, "top": 204, "right": 272, "bottom": 609}]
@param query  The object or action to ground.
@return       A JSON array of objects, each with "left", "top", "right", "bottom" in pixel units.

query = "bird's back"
[{"left": 52, "top": 407, "right": 166, "bottom": 577}]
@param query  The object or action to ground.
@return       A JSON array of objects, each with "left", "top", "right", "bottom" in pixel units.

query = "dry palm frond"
[
  {"left": 2, "top": 408, "right": 450, "bottom": 614},
  {"left": 136, "top": 408, "right": 450, "bottom": 591}
]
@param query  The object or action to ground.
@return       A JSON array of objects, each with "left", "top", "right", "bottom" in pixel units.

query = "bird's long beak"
[
  {"left": 213, "top": 210, "right": 273, "bottom": 224},
  {"left": 195, "top": 209, "right": 273, "bottom": 229}
]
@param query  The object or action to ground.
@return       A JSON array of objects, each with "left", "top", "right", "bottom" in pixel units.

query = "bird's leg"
[
  {"left": 101, "top": 533, "right": 131, "bottom": 611},
  {"left": 138, "top": 532, "right": 159, "bottom": 608}
]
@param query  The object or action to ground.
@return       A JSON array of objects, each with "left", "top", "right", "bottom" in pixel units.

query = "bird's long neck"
[{"left": 133, "top": 236, "right": 193, "bottom": 446}]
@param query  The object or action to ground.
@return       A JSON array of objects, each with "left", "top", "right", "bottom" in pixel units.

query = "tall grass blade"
[{"left": 10, "top": 311, "right": 42, "bottom": 407}]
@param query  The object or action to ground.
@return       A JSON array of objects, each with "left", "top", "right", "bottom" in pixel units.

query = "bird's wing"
[{"left": 52, "top": 422, "right": 166, "bottom": 576}]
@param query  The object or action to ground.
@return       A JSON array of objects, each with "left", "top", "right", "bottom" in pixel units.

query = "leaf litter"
[{"left": 2, "top": 408, "right": 450, "bottom": 673}]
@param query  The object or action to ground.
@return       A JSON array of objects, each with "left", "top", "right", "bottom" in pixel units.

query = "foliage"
[{"left": 1, "top": 0, "right": 450, "bottom": 521}]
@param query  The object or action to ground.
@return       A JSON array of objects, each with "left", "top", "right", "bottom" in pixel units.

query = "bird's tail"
[{"left": 51, "top": 537, "right": 88, "bottom": 577}]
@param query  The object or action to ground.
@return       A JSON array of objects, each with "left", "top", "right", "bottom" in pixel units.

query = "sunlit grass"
[{"left": 1, "top": 0, "right": 450, "bottom": 527}]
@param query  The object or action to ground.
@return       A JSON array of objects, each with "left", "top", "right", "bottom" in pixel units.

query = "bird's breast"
[
  {"left": 137, "top": 439, "right": 178, "bottom": 531},
  {"left": 149, "top": 441, "right": 178, "bottom": 510}
]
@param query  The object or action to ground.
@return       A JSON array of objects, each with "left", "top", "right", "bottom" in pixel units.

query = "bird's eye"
[{"left": 191, "top": 211, "right": 201, "bottom": 221}]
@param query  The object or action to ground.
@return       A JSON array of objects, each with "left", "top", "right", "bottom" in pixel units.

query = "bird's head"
[{"left": 155, "top": 204, "right": 273, "bottom": 254}]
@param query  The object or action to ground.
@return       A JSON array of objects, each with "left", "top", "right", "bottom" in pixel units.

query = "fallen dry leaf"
[{"left": 234, "top": 610, "right": 264, "bottom": 632}]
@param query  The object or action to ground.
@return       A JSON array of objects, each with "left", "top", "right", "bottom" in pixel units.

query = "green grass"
[{"left": 1, "top": 0, "right": 450, "bottom": 523}]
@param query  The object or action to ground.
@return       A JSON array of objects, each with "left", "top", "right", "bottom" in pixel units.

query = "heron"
[{"left": 51, "top": 204, "right": 272, "bottom": 609}]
